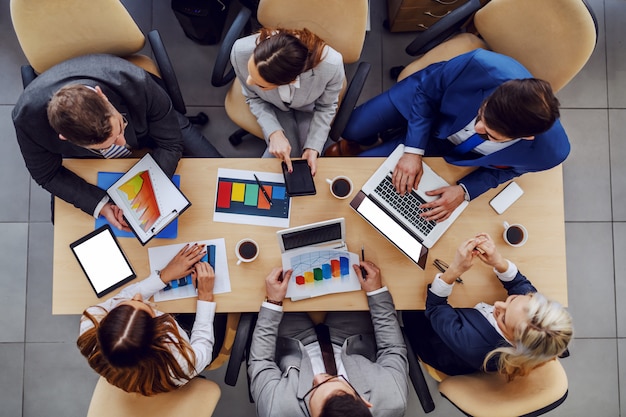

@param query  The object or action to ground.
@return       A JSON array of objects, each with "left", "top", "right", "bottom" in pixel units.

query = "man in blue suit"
[{"left": 331, "top": 49, "right": 569, "bottom": 221}]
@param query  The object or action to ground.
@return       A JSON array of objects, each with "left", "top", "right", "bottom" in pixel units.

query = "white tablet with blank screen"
[{"left": 70, "top": 225, "right": 136, "bottom": 297}]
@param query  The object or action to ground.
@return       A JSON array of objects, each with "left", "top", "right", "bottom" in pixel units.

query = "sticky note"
[{"left": 231, "top": 182, "right": 245, "bottom": 202}]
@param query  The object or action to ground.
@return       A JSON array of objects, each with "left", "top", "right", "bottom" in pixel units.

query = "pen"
[
  {"left": 253, "top": 174, "right": 273, "bottom": 206},
  {"left": 360, "top": 245, "right": 368, "bottom": 278},
  {"left": 433, "top": 258, "right": 463, "bottom": 284}
]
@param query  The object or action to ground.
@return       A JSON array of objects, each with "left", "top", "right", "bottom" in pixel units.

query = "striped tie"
[{"left": 100, "top": 144, "right": 132, "bottom": 159}]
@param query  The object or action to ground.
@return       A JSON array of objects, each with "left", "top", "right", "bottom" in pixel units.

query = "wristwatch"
[{"left": 264, "top": 298, "right": 283, "bottom": 306}]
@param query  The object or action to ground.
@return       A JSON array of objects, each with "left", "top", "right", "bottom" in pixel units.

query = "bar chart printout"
[
  {"left": 213, "top": 168, "right": 291, "bottom": 227},
  {"left": 283, "top": 248, "right": 361, "bottom": 301}
]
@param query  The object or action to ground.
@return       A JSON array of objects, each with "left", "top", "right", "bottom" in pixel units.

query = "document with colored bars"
[{"left": 213, "top": 168, "right": 291, "bottom": 227}]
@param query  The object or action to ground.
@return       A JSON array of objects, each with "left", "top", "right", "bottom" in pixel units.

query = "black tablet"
[
  {"left": 282, "top": 159, "right": 316, "bottom": 196},
  {"left": 70, "top": 225, "right": 136, "bottom": 297}
]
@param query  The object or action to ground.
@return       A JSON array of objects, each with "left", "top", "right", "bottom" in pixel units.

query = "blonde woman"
[
  {"left": 77, "top": 244, "right": 216, "bottom": 395},
  {"left": 231, "top": 27, "right": 345, "bottom": 175},
  {"left": 405, "top": 233, "right": 572, "bottom": 380}
]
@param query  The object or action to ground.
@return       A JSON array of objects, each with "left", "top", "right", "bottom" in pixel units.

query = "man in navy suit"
[{"left": 333, "top": 49, "right": 569, "bottom": 222}]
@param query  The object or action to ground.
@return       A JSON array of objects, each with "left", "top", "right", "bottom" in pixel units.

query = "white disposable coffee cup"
[
  {"left": 235, "top": 239, "right": 259, "bottom": 265},
  {"left": 502, "top": 221, "right": 528, "bottom": 247},
  {"left": 326, "top": 176, "right": 353, "bottom": 199}
]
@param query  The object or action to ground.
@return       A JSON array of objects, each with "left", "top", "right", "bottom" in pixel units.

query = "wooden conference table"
[{"left": 52, "top": 157, "right": 567, "bottom": 314}]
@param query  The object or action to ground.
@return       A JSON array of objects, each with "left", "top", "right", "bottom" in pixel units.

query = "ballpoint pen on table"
[
  {"left": 433, "top": 258, "right": 463, "bottom": 284},
  {"left": 253, "top": 174, "right": 273, "bottom": 206},
  {"left": 360, "top": 245, "right": 368, "bottom": 278}
]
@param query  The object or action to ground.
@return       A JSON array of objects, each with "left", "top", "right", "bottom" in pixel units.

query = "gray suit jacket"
[
  {"left": 231, "top": 34, "right": 345, "bottom": 154},
  {"left": 12, "top": 54, "right": 183, "bottom": 215},
  {"left": 248, "top": 291, "right": 409, "bottom": 417}
]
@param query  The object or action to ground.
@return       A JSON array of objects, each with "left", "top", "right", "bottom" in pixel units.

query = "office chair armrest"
[
  {"left": 21, "top": 65, "right": 37, "bottom": 89},
  {"left": 402, "top": 326, "right": 436, "bottom": 413},
  {"left": 211, "top": 6, "right": 253, "bottom": 87},
  {"left": 405, "top": 0, "right": 481, "bottom": 56},
  {"left": 147, "top": 30, "right": 187, "bottom": 115},
  {"left": 224, "top": 312, "right": 257, "bottom": 386},
  {"left": 328, "top": 61, "right": 371, "bottom": 142}
]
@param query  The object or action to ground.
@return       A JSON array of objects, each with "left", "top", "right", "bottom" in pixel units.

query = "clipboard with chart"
[{"left": 106, "top": 153, "right": 191, "bottom": 245}]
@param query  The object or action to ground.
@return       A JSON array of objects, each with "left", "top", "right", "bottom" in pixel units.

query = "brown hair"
[
  {"left": 320, "top": 392, "right": 371, "bottom": 417},
  {"left": 254, "top": 27, "right": 327, "bottom": 85},
  {"left": 77, "top": 304, "right": 197, "bottom": 396},
  {"left": 47, "top": 84, "right": 115, "bottom": 146},
  {"left": 482, "top": 79, "right": 560, "bottom": 139}
]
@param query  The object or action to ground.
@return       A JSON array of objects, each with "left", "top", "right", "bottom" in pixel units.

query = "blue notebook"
[{"left": 95, "top": 172, "right": 180, "bottom": 239}]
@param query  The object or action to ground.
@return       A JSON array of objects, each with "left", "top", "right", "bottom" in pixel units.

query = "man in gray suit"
[
  {"left": 248, "top": 262, "right": 408, "bottom": 417},
  {"left": 13, "top": 54, "right": 221, "bottom": 229}
]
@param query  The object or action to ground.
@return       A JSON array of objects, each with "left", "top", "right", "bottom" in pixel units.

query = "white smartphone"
[{"left": 489, "top": 181, "right": 524, "bottom": 214}]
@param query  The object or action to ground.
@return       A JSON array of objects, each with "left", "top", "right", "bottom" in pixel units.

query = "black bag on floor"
[{"left": 171, "top": 0, "right": 231, "bottom": 45}]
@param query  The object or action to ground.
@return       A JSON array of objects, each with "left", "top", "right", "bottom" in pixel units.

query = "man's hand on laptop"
[
  {"left": 392, "top": 153, "right": 423, "bottom": 195},
  {"left": 420, "top": 185, "right": 465, "bottom": 222}
]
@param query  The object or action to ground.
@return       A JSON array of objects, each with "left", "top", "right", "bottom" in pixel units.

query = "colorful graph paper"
[
  {"left": 96, "top": 172, "right": 180, "bottom": 239},
  {"left": 215, "top": 177, "right": 289, "bottom": 219},
  {"left": 116, "top": 170, "right": 161, "bottom": 232},
  {"left": 284, "top": 249, "right": 361, "bottom": 300},
  {"left": 294, "top": 256, "right": 350, "bottom": 285}
]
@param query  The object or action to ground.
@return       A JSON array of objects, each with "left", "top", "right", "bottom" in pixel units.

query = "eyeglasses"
[
  {"left": 475, "top": 103, "right": 512, "bottom": 143},
  {"left": 303, "top": 375, "right": 362, "bottom": 417}
]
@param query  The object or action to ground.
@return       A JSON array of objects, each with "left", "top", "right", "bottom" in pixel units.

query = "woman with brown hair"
[
  {"left": 77, "top": 243, "right": 217, "bottom": 395},
  {"left": 231, "top": 27, "right": 345, "bottom": 176}
]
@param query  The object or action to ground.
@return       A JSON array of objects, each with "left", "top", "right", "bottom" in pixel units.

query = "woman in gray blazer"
[{"left": 231, "top": 28, "right": 345, "bottom": 175}]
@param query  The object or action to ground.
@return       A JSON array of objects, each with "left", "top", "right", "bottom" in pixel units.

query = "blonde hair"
[
  {"left": 484, "top": 293, "right": 573, "bottom": 381},
  {"left": 77, "top": 305, "right": 197, "bottom": 396}
]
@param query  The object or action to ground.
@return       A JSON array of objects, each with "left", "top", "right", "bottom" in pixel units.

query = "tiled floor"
[{"left": 0, "top": 0, "right": 624, "bottom": 416}]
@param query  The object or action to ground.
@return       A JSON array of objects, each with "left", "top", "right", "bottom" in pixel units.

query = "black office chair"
[
  {"left": 210, "top": 0, "right": 371, "bottom": 147},
  {"left": 11, "top": 0, "right": 208, "bottom": 125}
]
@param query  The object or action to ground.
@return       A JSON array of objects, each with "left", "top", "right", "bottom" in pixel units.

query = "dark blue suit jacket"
[
  {"left": 388, "top": 49, "right": 570, "bottom": 198},
  {"left": 422, "top": 271, "right": 537, "bottom": 375}
]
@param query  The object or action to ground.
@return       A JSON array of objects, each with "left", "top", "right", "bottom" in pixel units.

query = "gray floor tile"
[
  {"left": 28, "top": 180, "right": 51, "bottom": 223},
  {"left": 618, "top": 338, "right": 626, "bottom": 417},
  {"left": 0, "top": 0, "right": 28, "bottom": 105},
  {"left": 606, "top": 0, "right": 626, "bottom": 109},
  {"left": 0, "top": 106, "right": 31, "bottom": 222},
  {"left": 550, "top": 338, "right": 619, "bottom": 417},
  {"left": 192, "top": 106, "right": 266, "bottom": 158},
  {"left": 202, "top": 362, "right": 257, "bottom": 417},
  {"left": 153, "top": 0, "right": 230, "bottom": 108},
  {"left": 565, "top": 222, "right": 615, "bottom": 338},
  {"left": 556, "top": 0, "right": 608, "bottom": 109},
  {"left": 0, "top": 343, "right": 24, "bottom": 417},
  {"left": 610, "top": 109, "right": 626, "bottom": 221},
  {"left": 561, "top": 108, "right": 612, "bottom": 222},
  {"left": 23, "top": 342, "right": 97, "bottom": 417},
  {"left": 614, "top": 223, "right": 626, "bottom": 337},
  {"left": 0, "top": 223, "right": 28, "bottom": 343},
  {"left": 25, "top": 223, "right": 80, "bottom": 343}
]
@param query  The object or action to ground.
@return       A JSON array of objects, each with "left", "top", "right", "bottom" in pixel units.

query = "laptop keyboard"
[{"left": 373, "top": 175, "right": 437, "bottom": 235}]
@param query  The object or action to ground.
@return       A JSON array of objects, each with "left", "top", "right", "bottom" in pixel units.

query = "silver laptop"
[
  {"left": 276, "top": 218, "right": 347, "bottom": 254},
  {"left": 350, "top": 144, "right": 468, "bottom": 268}
]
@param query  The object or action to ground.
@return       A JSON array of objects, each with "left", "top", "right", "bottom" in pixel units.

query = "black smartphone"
[{"left": 282, "top": 159, "right": 316, "bottom": 196}]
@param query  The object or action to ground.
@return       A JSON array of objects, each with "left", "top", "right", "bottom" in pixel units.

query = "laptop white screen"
[{"left": 355, "top": 196, "right": 427, "bottom": 267}]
